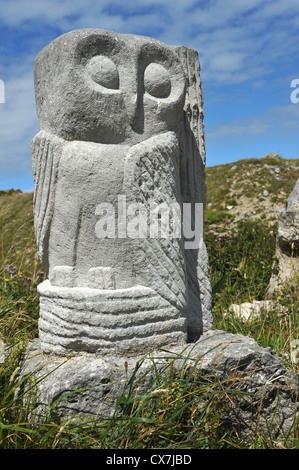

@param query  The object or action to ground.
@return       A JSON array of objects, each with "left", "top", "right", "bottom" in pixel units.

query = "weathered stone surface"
[
  {"left": 277, "top": 178, "right": 299, "bottom": 251},
  {"left": 19, "top": 330, "right": 298, "bottom": 441},
  {"left": 37, "top": 280, "right": 187, "bottom": 356},
  {"left": 31, "top": 29, "right": 212, "bottom": 355},
  {"left": 268, "top": 178, "right": 299, "bottom": 295},
  {"left": 0, "top": 339, "right": 5, "bottom": 363}
]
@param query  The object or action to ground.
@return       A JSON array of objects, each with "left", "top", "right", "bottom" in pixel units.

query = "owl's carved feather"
[
  {"left": 123, "top": 131, "right": 188, "bottom": 315},
  {"left": 31, "top": 131, "right": 63, "bottom": 272}
]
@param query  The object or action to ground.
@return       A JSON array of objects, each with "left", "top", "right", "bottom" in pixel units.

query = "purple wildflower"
[{"left": 6, "top": 264, "right": 16, "bottom": 272}]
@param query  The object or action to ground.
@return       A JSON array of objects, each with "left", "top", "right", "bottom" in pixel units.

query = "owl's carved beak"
[{"left": 125, "top": 93, "right": 144, "bottom": 134}]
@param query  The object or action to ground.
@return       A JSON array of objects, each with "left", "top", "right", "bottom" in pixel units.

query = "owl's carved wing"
[
  {"left": 174, "top": 46, "right": 213, "bottom": 335},
  {"left": 123, "top": 131, "right": 188, "bottom": 316},
  {"left": 31, "top": 131, "right": 63, "bottom": 272}
]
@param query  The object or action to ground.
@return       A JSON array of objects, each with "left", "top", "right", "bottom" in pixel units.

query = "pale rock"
[
  {"left": 228, "top": 300, "right": 287, "bottom": 321},
  {"left": 0, "top": 339, "right": 5, "bottom": 363},
  {"left": 277, "top": 178, "right": 299, "bottom": 251},
  {"left": 268, "top": 178, "right": 299, "bottom": 295}
]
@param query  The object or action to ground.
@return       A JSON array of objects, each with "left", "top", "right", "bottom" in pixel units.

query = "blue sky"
[{"left": 0, "top": 0, "right": 299, "bottom": 192}]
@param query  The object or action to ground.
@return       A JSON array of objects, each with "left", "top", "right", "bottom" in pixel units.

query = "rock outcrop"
[
  {"left": 19, "top": 330, "right": 299, "bottom": 443},
  {"left": 268, "top": 178, "right": 299, "bottom": 295}
]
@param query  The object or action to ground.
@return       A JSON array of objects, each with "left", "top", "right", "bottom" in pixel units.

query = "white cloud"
[
  {"left": 207, "top": 118, "right": 270, "bottom": 141},
  {"left": 1, "top": 0, "right": 299, "bottom": 85},
  {"left": 0, "top": 71, "right": 37, "bottom": 175},
  {"left": 206, "top": 103, "right": 299, "bottom": 142},
  {"left": 209, "top": 52, "right": 245, "bottom": 74}
]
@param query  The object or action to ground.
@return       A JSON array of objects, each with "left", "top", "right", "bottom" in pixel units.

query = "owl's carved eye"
[
  {"left": 144, "top": 63, "right": 171, "bottom": 98},
  {"left": 86, "top": 55, "right": 119, "bottom": 89}
]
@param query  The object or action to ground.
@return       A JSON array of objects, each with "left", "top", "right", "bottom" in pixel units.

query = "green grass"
[
  {"left": 0, "top": 191, "right": 41, "bottom": 276},
  {"left": 0, "top": 159, "right": 298, "bottom": 449},
  {"left": 206, "top": 219, "right": 277, "bottom": 304}
]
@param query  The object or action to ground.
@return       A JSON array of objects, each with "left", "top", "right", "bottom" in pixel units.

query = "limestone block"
[
  {"left": 228, "top": 300, "right": 287, "bottom": 321},
  {"left": 268, "top": 178, "right": 299, "bottom": 294},
  {"left": 277, "top": 178, "right": 299, "bottom": 252},
  {"left": 19, "top": 331, "right": 299, "bottom": 442}
]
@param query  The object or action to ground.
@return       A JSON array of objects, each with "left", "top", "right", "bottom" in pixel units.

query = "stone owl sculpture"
[{"left": 31, "top": 29, "right": 212, "bottom": 355}]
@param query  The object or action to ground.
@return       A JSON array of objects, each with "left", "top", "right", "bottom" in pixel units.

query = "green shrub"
[
  {"left": 205, "top": 219, "right": 276, "bottom": 305},
  {"left": 0, "top": 264, "right": 43, "bottom": 344},
  {"left": 205, "top": 209, "right": 230, "bottom": 225}
]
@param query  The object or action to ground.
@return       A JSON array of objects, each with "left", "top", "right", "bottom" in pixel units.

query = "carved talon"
[
  {"left": 88, "top": 267, "right": 115, "bottom": 289},
  {"left": 50, "top": 266, "right": 76, "bottom": 288}
]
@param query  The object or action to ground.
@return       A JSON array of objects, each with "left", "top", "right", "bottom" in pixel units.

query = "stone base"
[
  {"left": 38, "top": 280, "right": 187, "bottom": 355},
  {"left": 19, "top": 330, "right": 299, "bottom": 441}
]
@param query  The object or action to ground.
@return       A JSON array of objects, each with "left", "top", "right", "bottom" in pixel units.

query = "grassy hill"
[
  {"left": 0, "top": 190, "right": 40, "bottom": 277},
  {"left": 205, "top": 152, "right": 299, "bottom": 225}
]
